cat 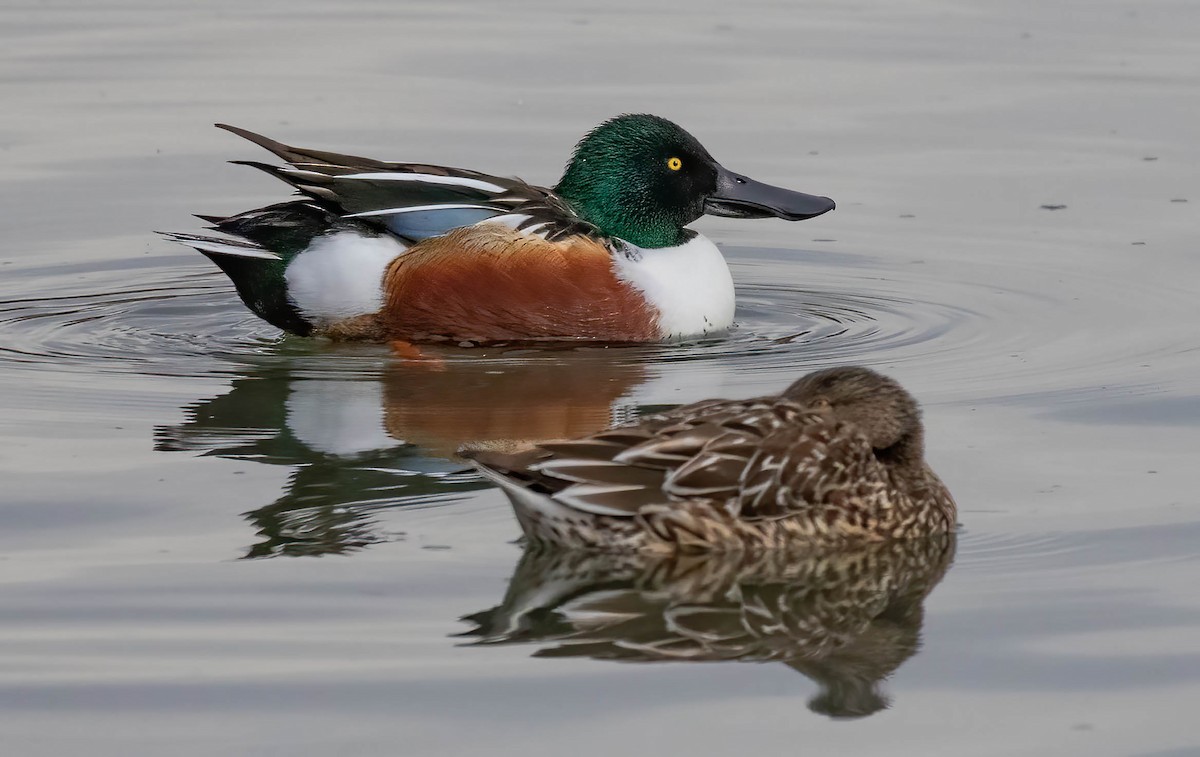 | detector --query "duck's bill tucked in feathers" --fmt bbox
[466,366,957,552]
